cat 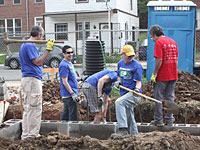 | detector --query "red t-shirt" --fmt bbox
[154,36,178,81]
